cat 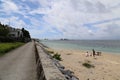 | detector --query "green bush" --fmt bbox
[82,62,95,68]
[53,53,62,61]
